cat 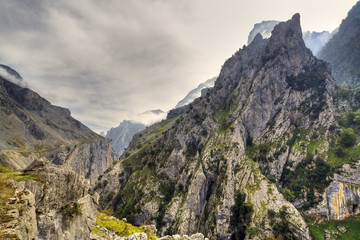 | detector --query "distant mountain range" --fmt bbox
[104,109,165,154]
[106,120,146,155]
